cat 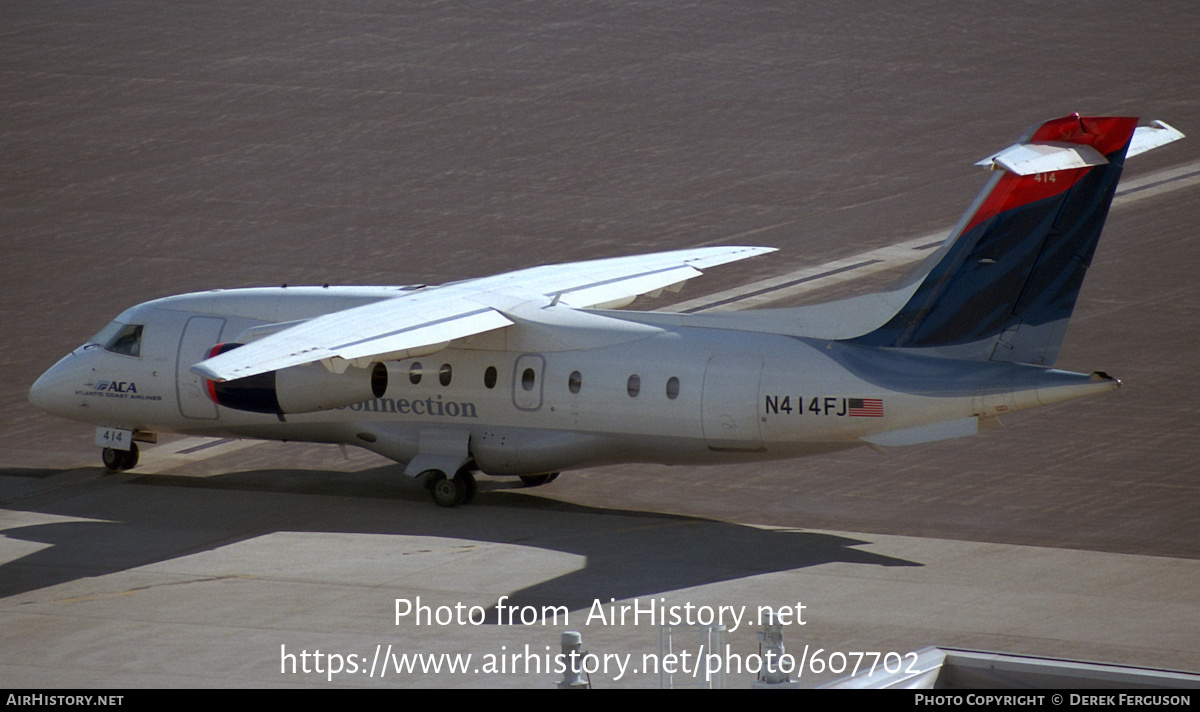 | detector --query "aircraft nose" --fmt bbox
[29,353,82,416]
